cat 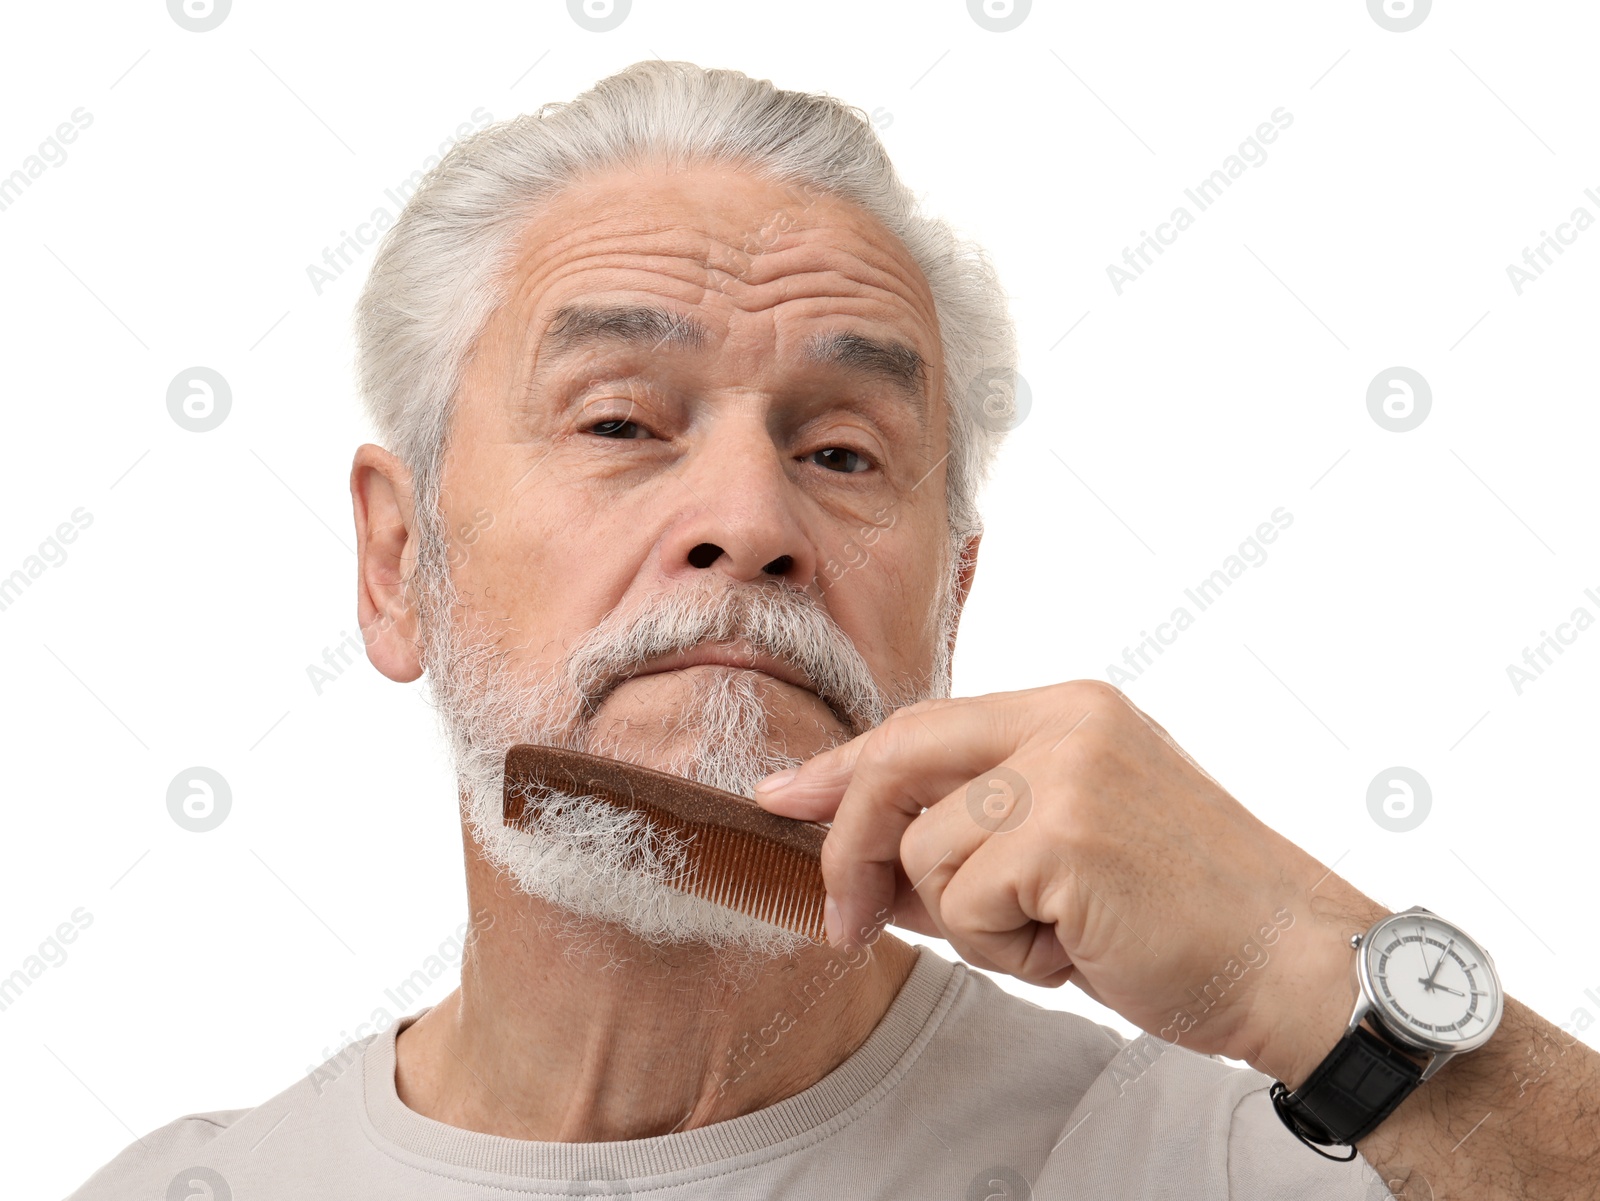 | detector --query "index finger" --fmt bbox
[799,700,1022,946]
[753,697,987,821]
